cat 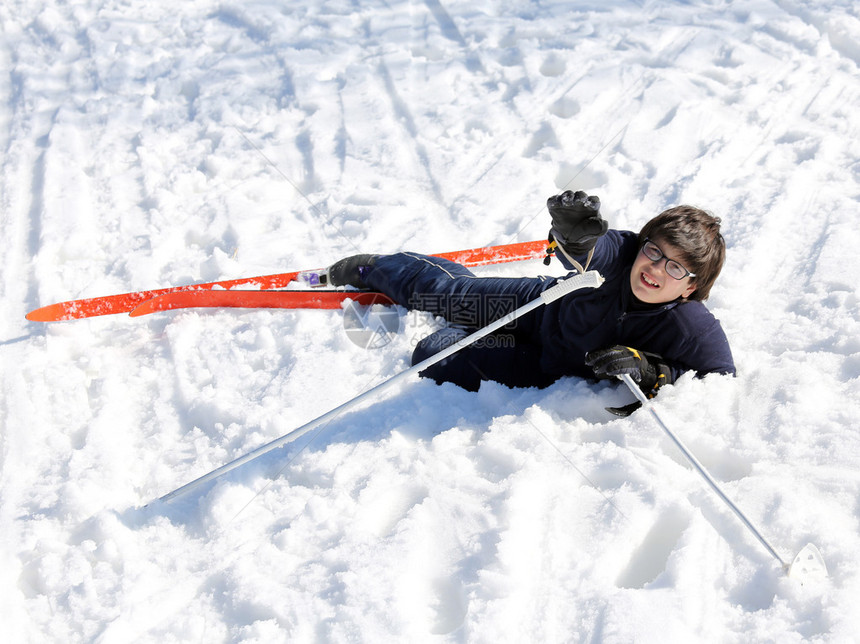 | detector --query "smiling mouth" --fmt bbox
[641,273,659,288]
